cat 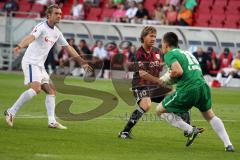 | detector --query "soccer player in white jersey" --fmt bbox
[4,4,92,129]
